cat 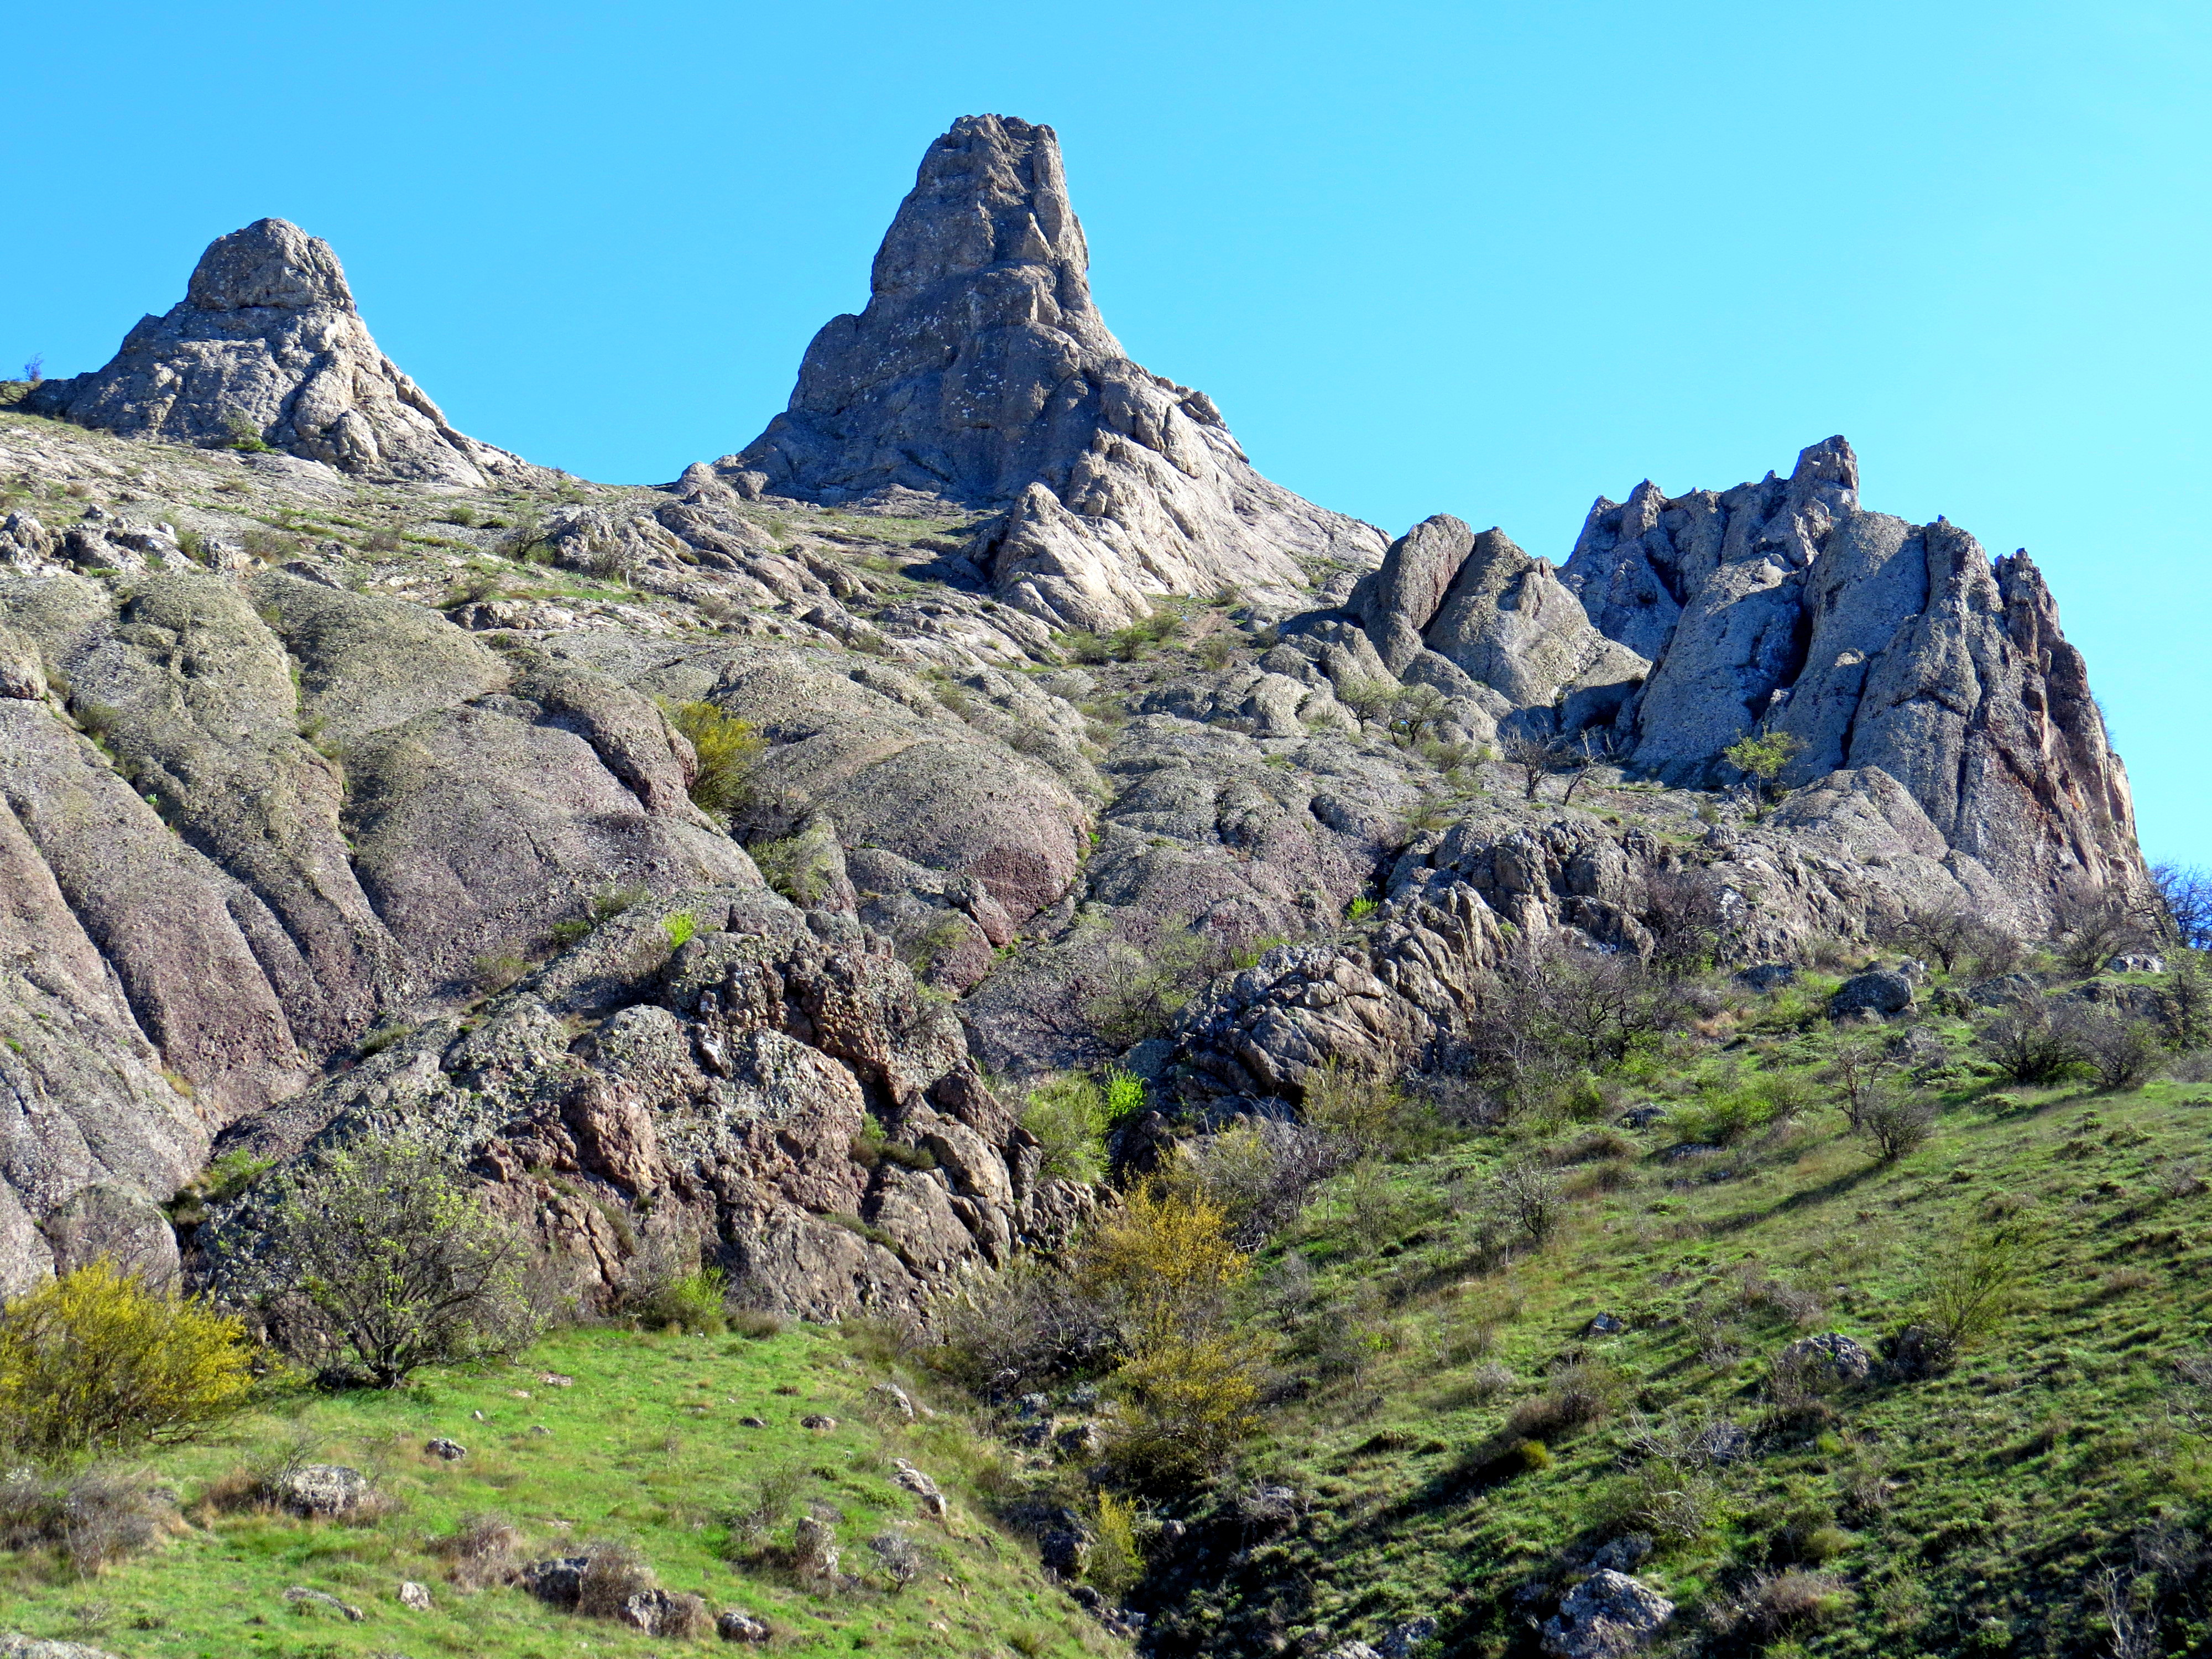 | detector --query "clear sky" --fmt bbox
[5,2,2206,868]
